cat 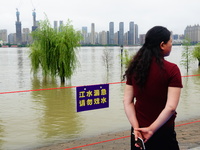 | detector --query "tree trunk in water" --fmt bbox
[198,59,200,67]
[60,76,65,84]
